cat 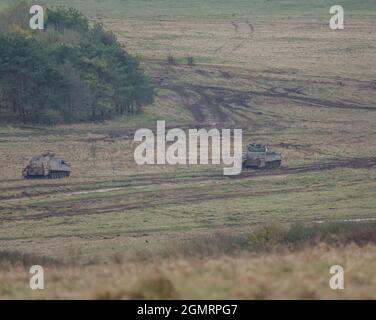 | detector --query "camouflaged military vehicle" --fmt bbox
[22,153,71,179]
[242,143,282,169]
